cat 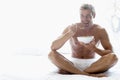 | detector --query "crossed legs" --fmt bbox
[48,50,87,75]
[84,53,118,73]
[48,50,118,77]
